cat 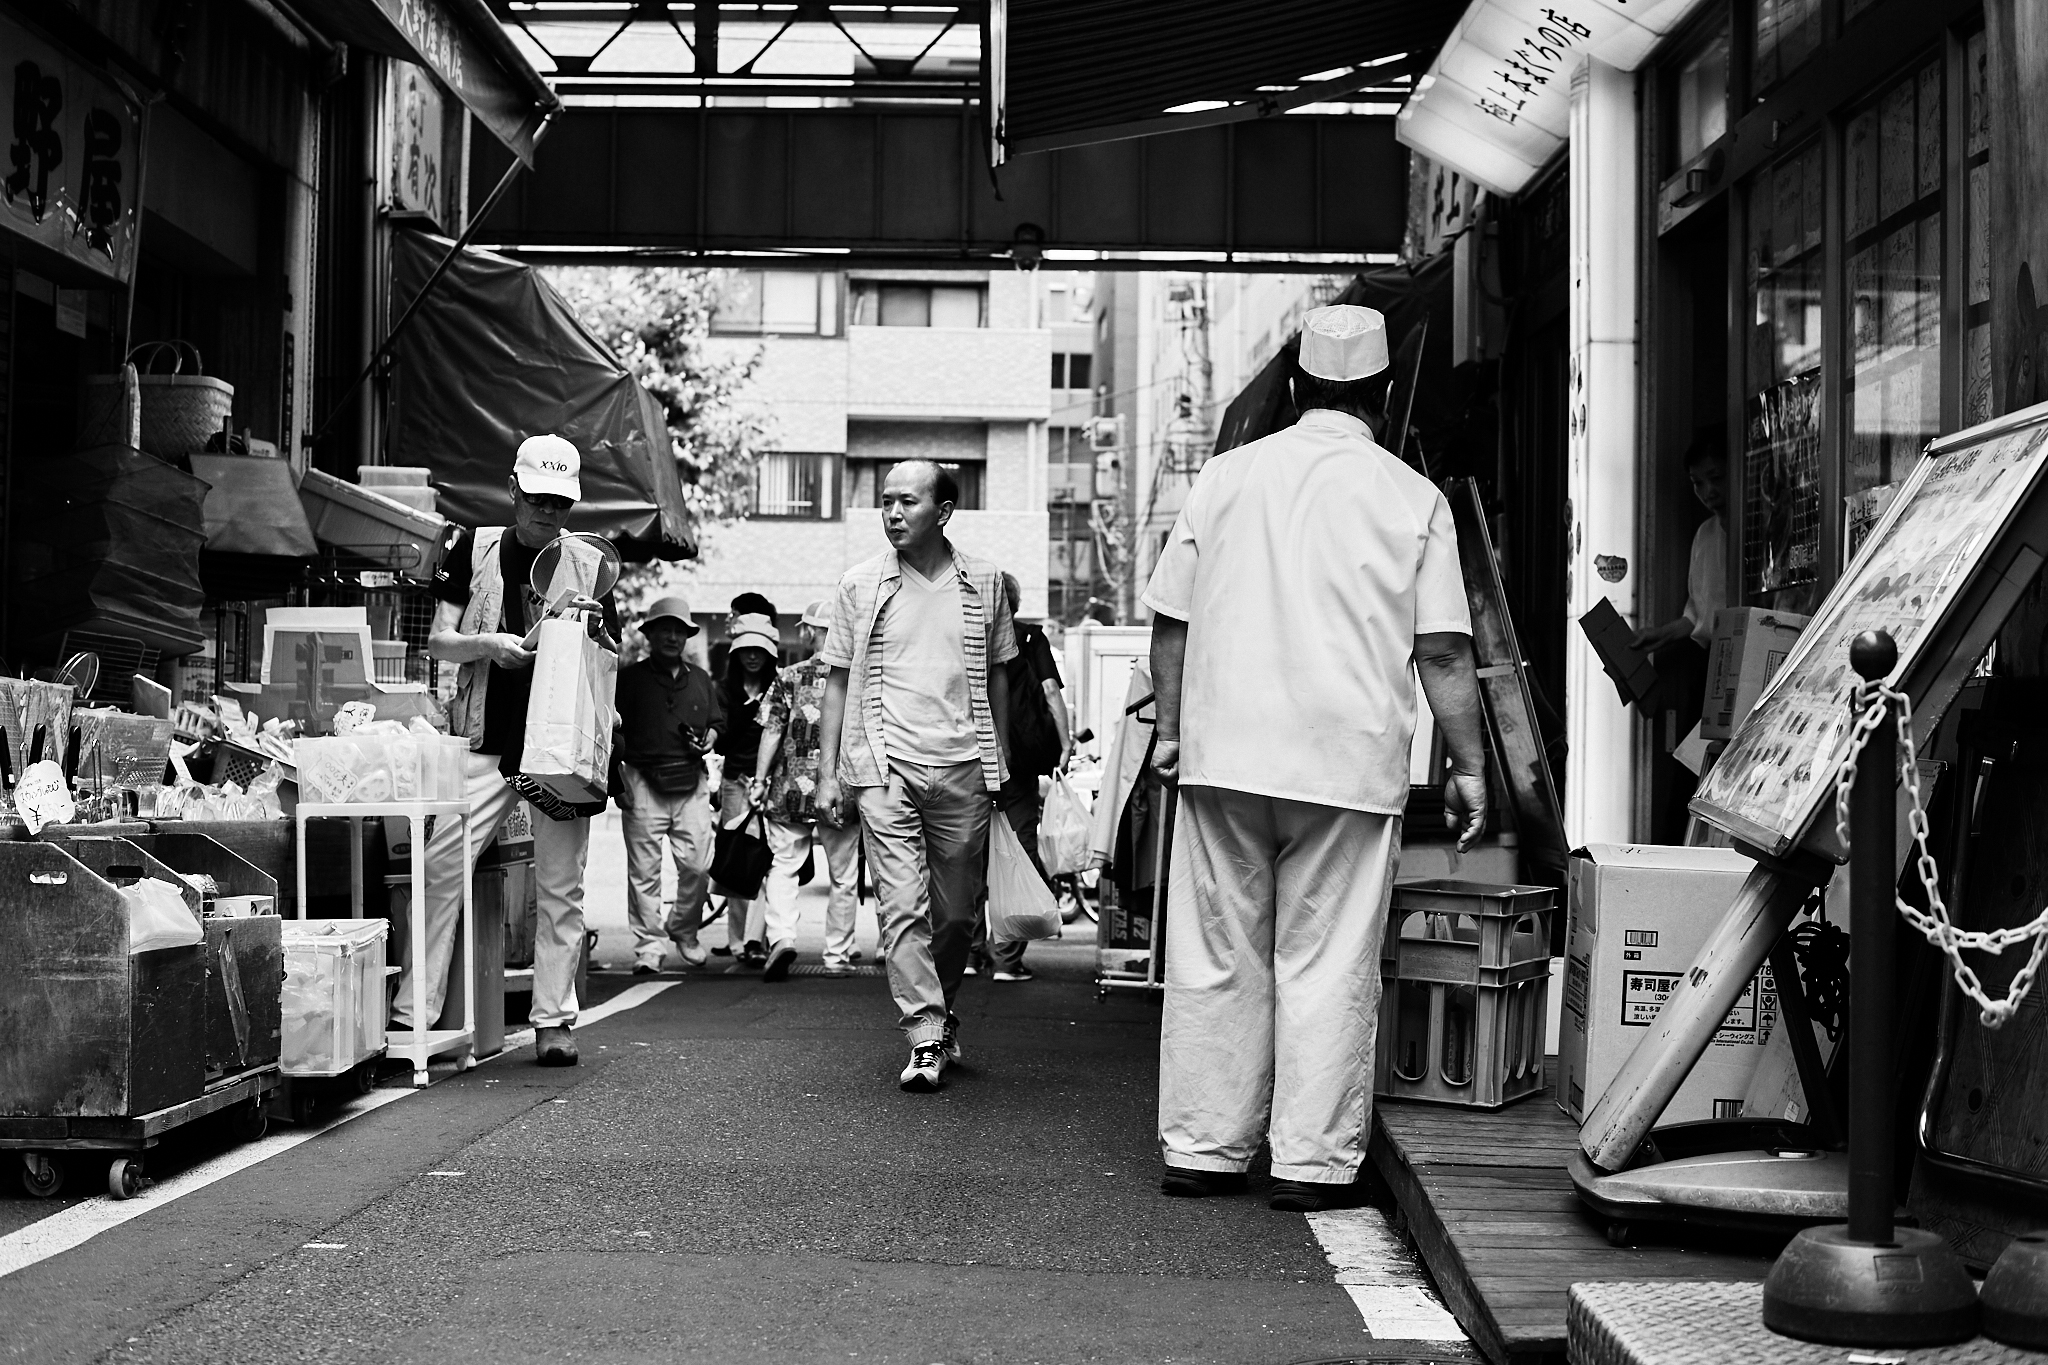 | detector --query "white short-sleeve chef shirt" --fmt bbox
[1142,408,1472,814]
